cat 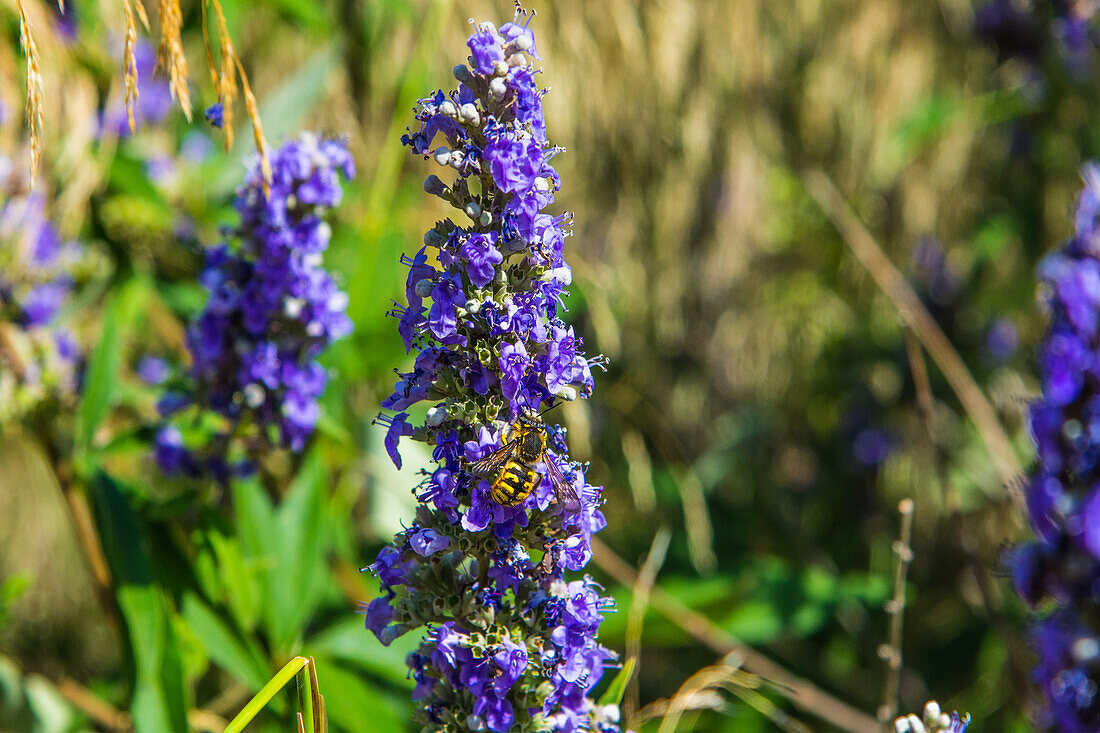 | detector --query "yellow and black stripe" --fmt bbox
[491,463,540,506]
